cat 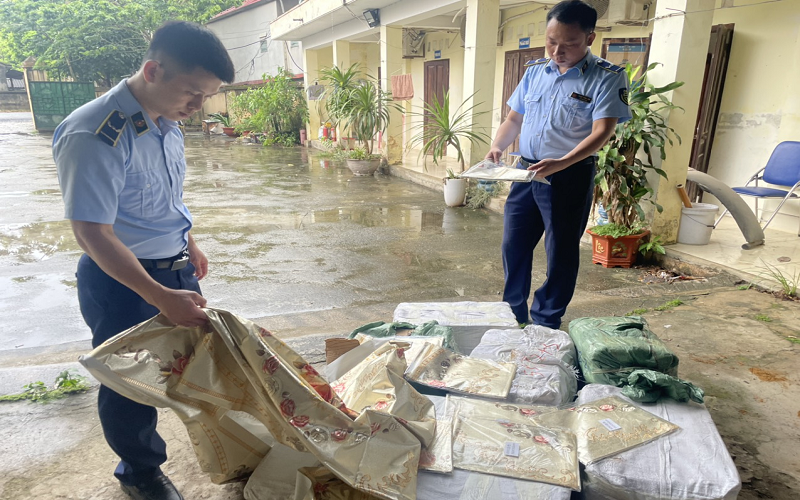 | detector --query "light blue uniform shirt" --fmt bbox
[507,50,631,161]
[53,80,192,259]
